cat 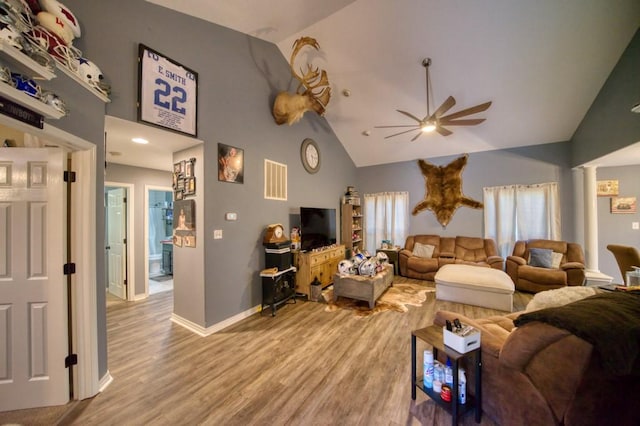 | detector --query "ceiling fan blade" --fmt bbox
[436,126,453,136]
[410,131,423,142]
[374,125,421,128]
[439,101,492,121]
[425,96,456,121]
[438,118,486,126]
[384,128,422,139]
[396,109,423,123]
